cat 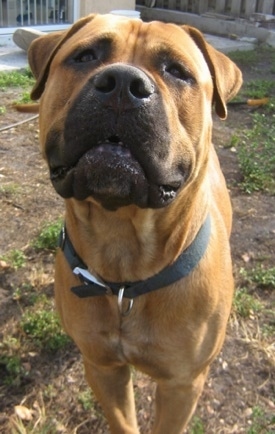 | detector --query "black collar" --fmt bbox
[58,214,211,299]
